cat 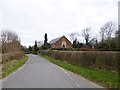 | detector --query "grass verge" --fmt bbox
[0,55,28,79]
[40,54,118,89]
